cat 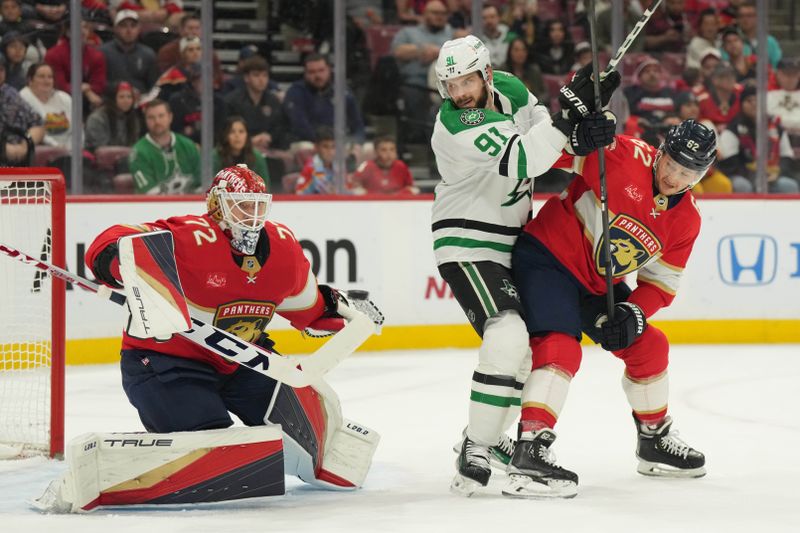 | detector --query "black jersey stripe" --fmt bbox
[498,134,520,177]
[432,218,522,236]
